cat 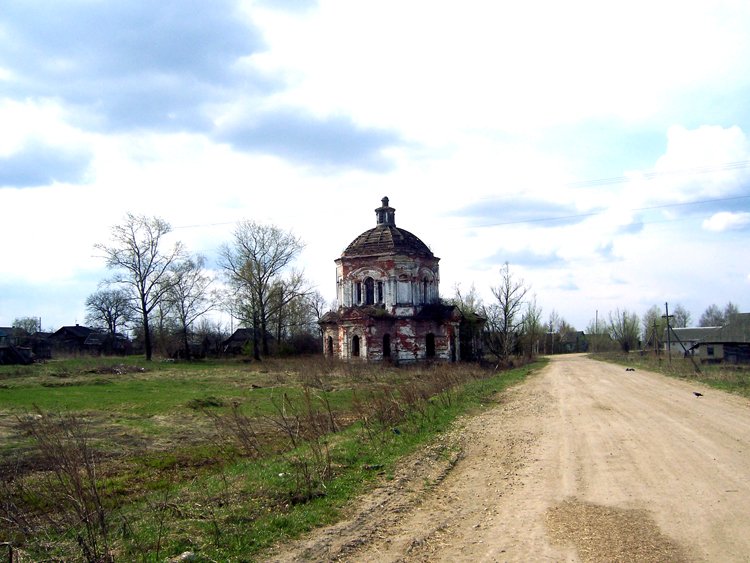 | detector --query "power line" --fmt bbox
[472,194,750,228]
[170,160,750,231]
[566,160,750,188]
